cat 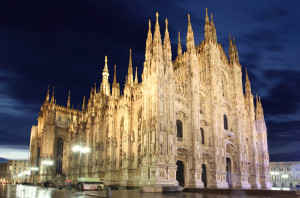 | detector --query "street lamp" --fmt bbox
[31,167,39,186]
[42,160,53,182]
[72,143,90,178]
